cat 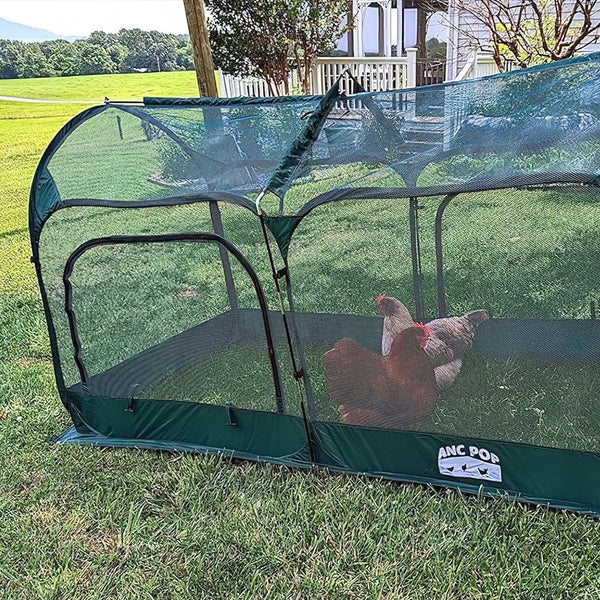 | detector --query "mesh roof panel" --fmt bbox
[30,53,600,242]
